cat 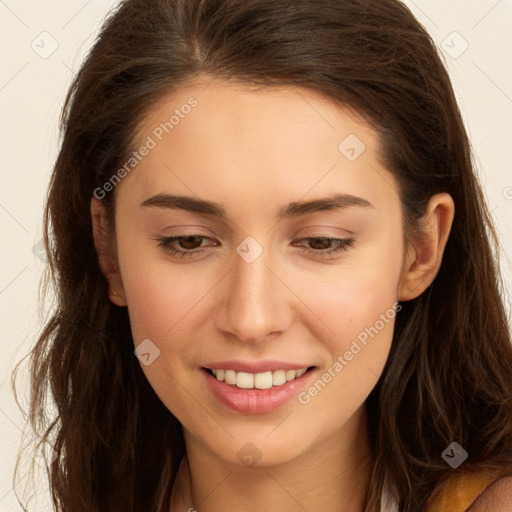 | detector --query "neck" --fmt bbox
[170,406,373,512]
